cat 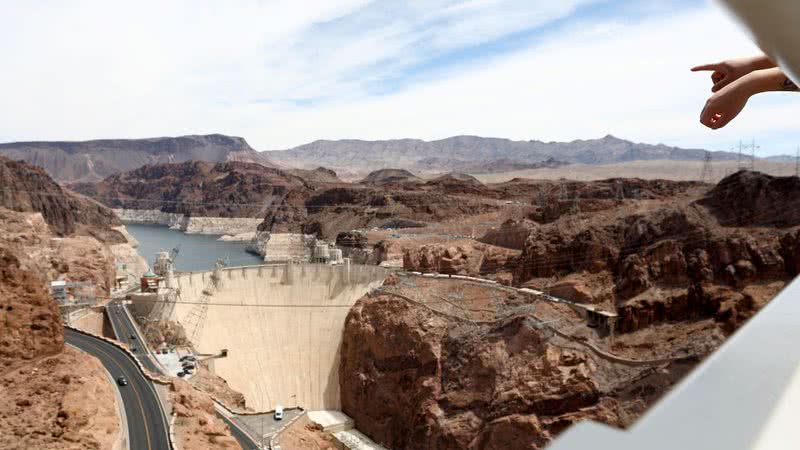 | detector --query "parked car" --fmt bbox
[274,405,284,420]
[130,347,137,353]
[116,376,128,386]
[177,371,186,377]
[130,334,136,340]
